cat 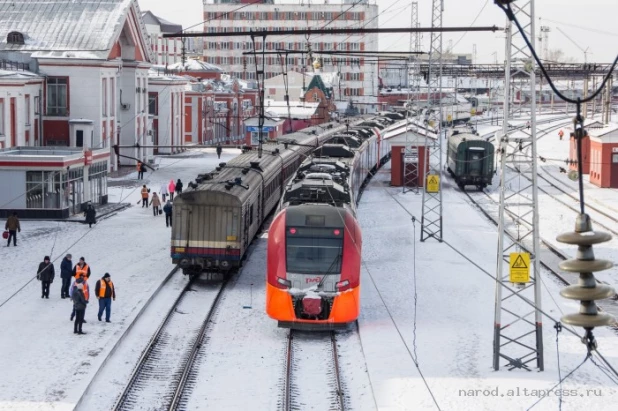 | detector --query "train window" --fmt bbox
[249,204,254,225]
[286,234,343,274]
